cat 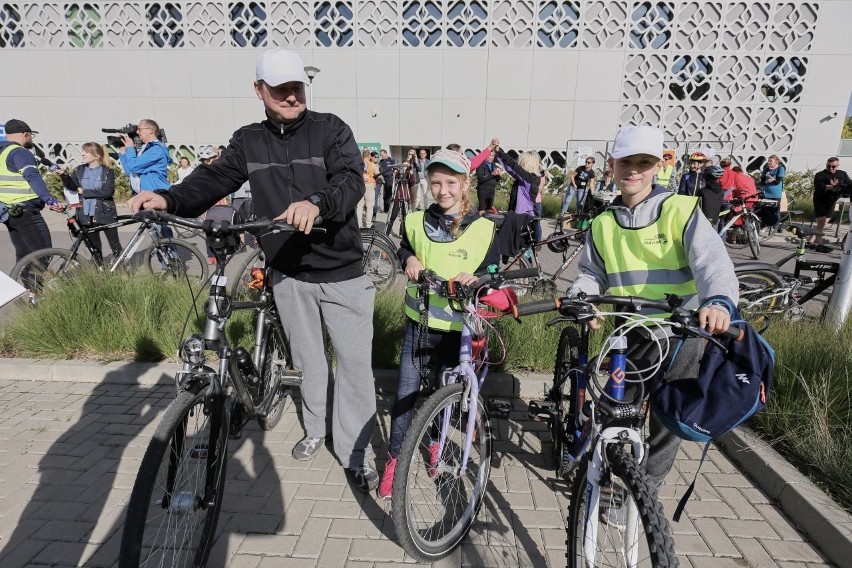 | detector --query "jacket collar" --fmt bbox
[264,109,308,137]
